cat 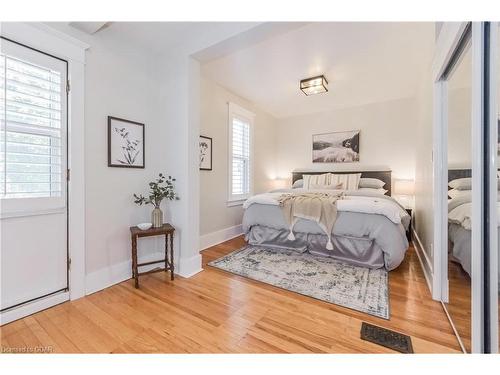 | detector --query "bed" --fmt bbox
[242,170,410,271]
[447,169,473,276]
